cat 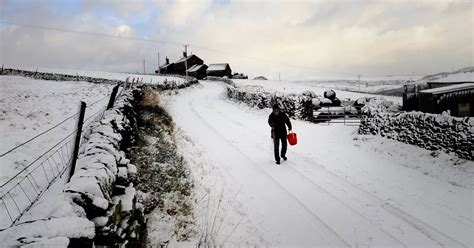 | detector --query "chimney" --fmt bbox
[165,57,169,65]
[183,51,187,58]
